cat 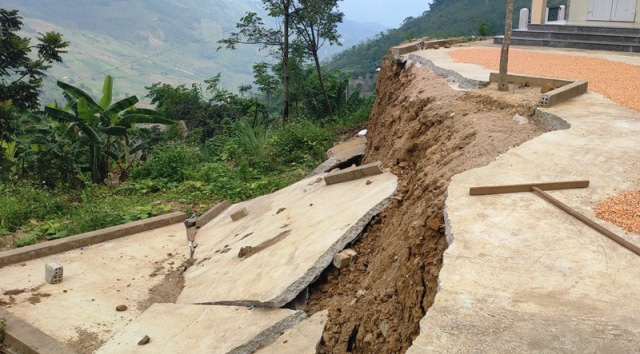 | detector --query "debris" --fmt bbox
[138,335,150,345]
[512,114,529,125]
[380,321,389,338]
[444,43,451,48]
[366,180,373,185]
[356,289,366,298]
[356,129,368,137]
[308,177,323,186]
[333,249,357,269]
[184,217,196,228]
[45,262,63,284]
[230,207,249,222]
[541,83,555,93]
[324,162,384,185]
[116,305,128,312]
